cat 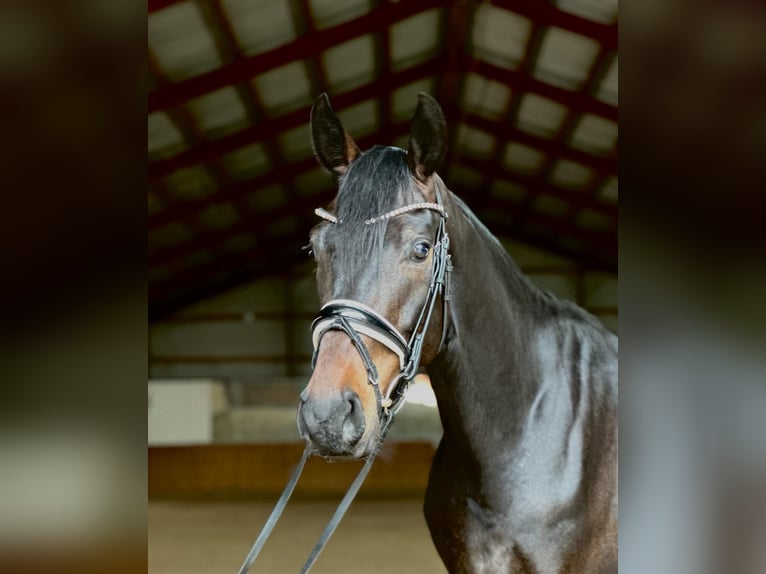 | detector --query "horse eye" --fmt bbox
[302,243,315,260]
[412,241,430,260]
